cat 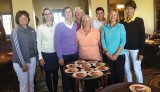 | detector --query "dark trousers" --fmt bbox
[44,69,58,92]
[84,78,99,92]
[42,52,59,92]
[60,52,78,92]
[103,55,125,85]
